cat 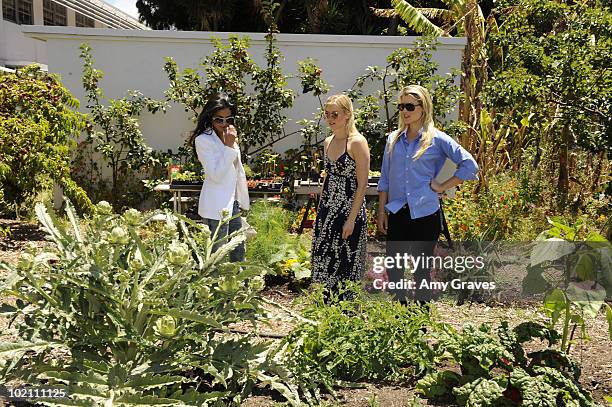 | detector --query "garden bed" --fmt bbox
[0,218,610,406]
